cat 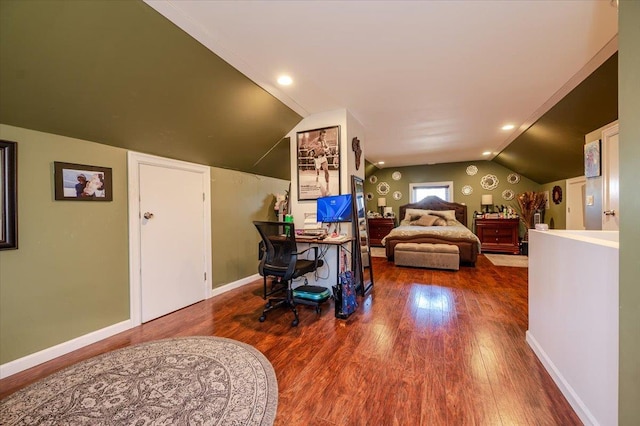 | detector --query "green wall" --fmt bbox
[365,161,540,235]
[539,179,566,230]
[0,124,287,364]
[619,1,640,423]
[210,168,288,286]
[0,125,130,363]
